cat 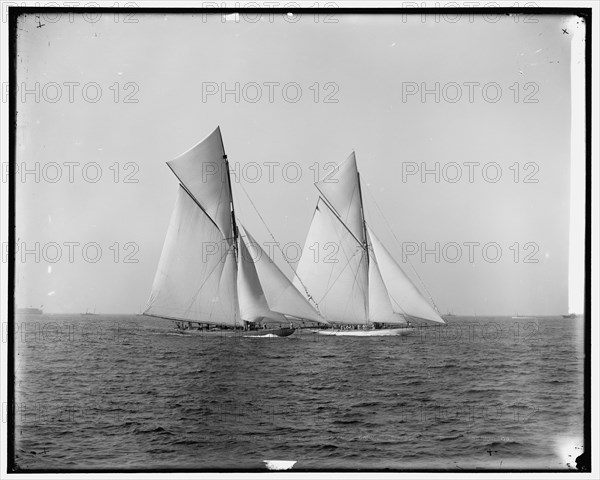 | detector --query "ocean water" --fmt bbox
[11,314,585,472]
